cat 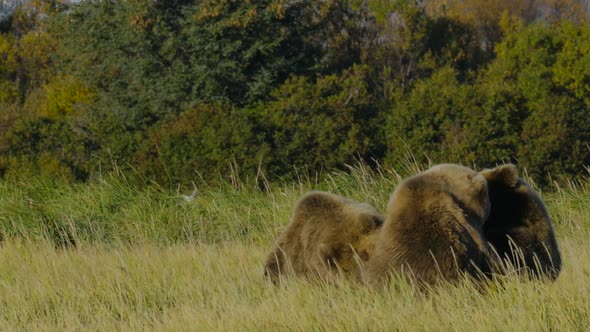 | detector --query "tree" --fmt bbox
[384,66,478,169]
[471,22,590,183]
[258,65,381,177]
[178,0,373,105]
[0,0,27,31]
[424,0,589,52]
